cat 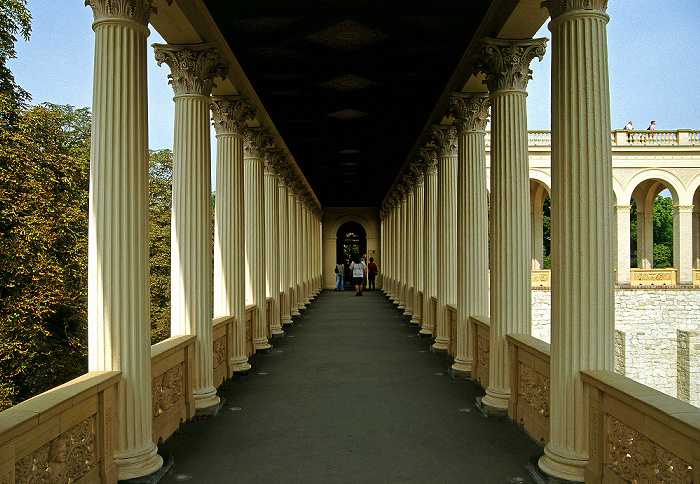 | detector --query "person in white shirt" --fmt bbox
[349,254,367,296]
